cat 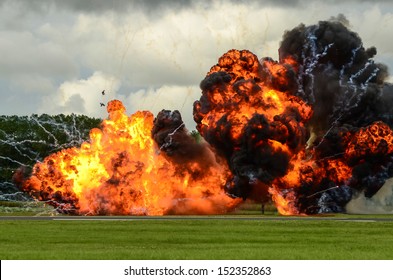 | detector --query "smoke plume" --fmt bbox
[194,15,393,214]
